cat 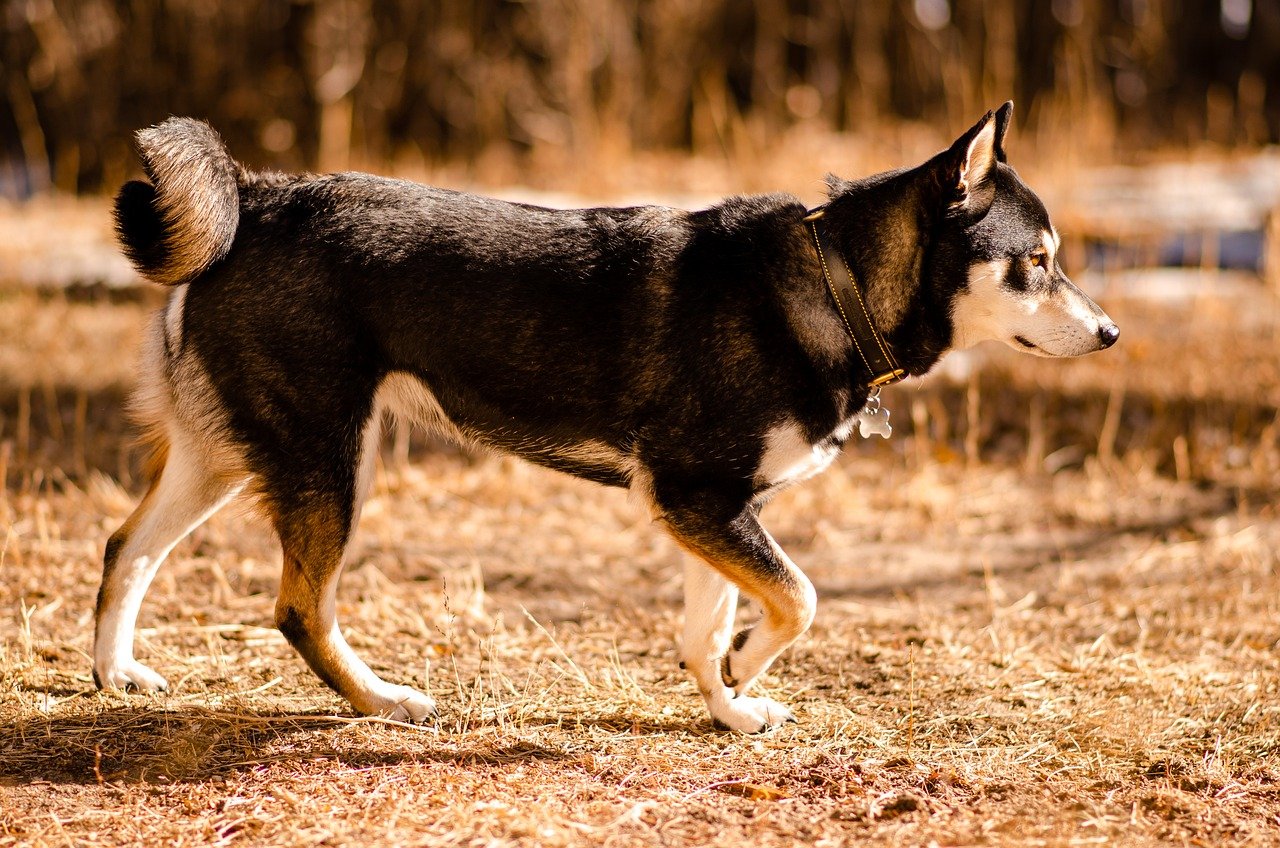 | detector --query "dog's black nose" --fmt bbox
[1098,323,1119,348]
